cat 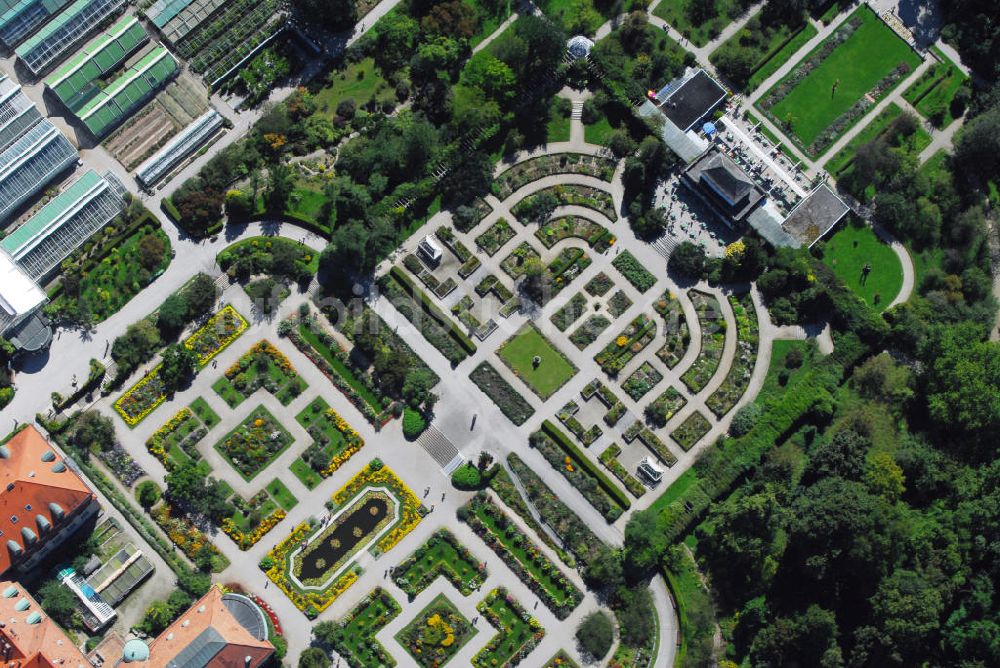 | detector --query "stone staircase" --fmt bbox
[417,425,465,473]
[651,234,679,261]
[571,100,584,120]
